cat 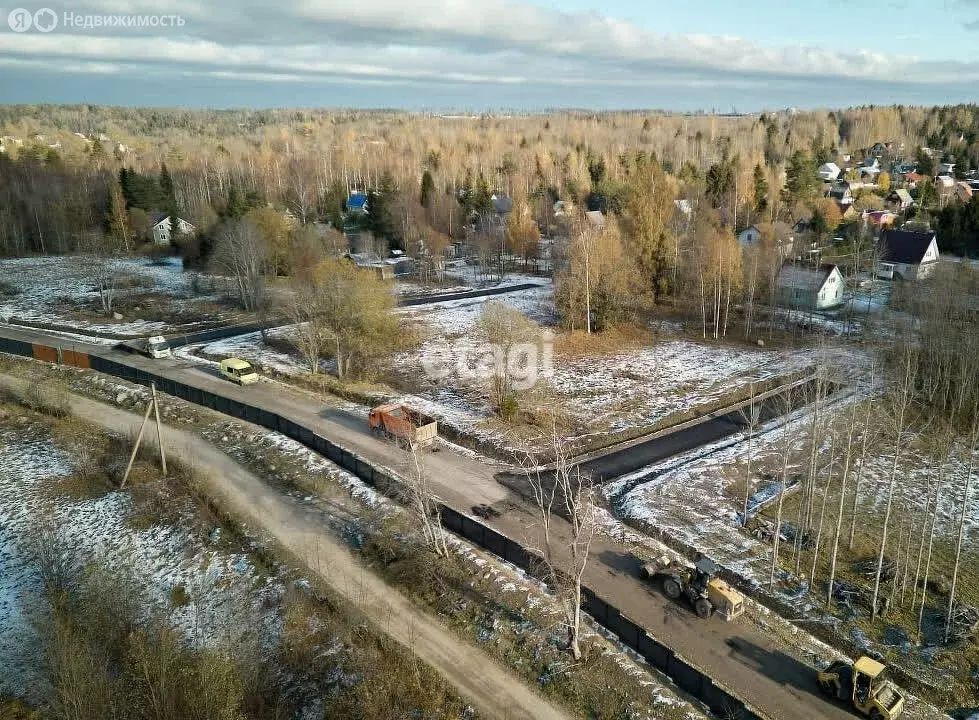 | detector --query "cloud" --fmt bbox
[1,0,977,100]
